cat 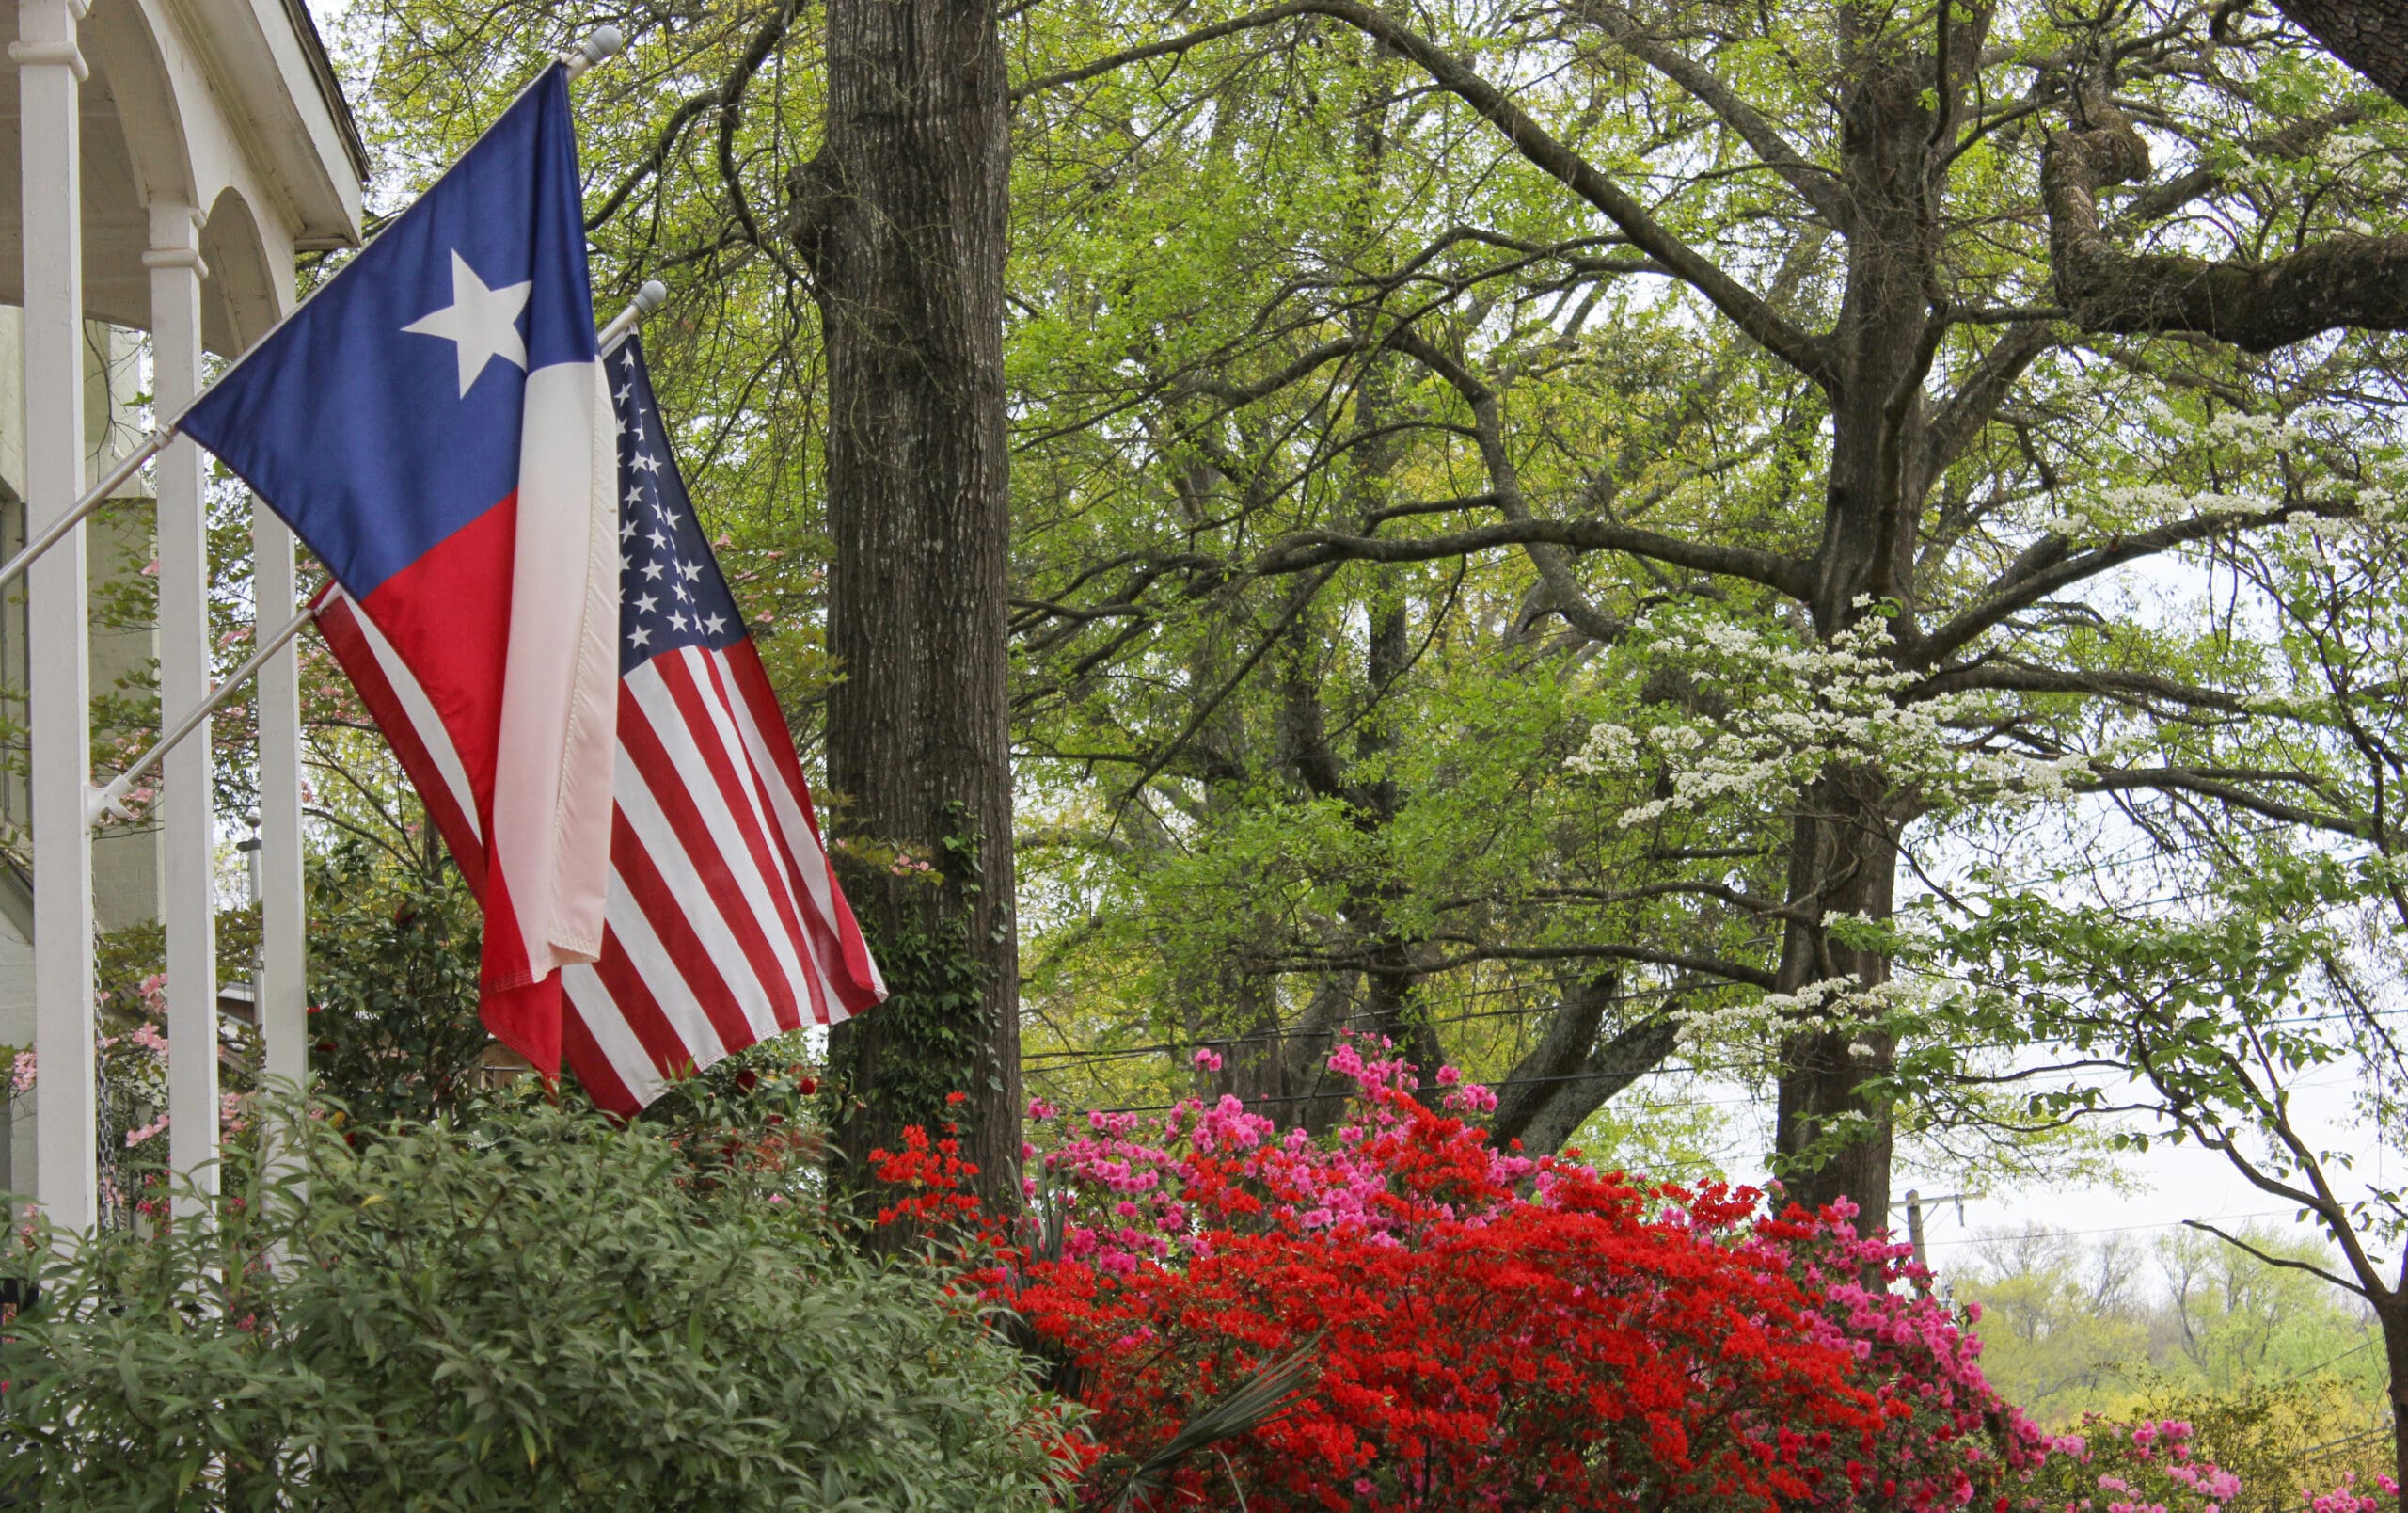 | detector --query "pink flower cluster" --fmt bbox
[1029,1038,1541,1276]
[2304,1473,2401,1513]
[2012,1417,2271,1513]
